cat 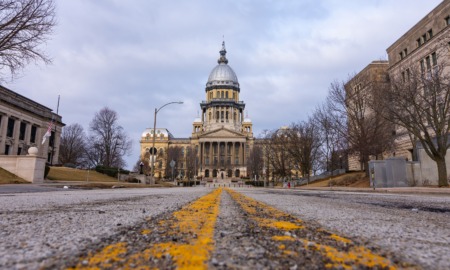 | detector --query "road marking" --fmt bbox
[69,188,222,269]
[227,188,398,270]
